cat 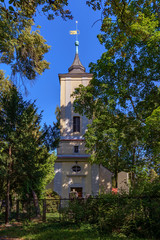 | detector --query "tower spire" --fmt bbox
[69,21,85,73]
